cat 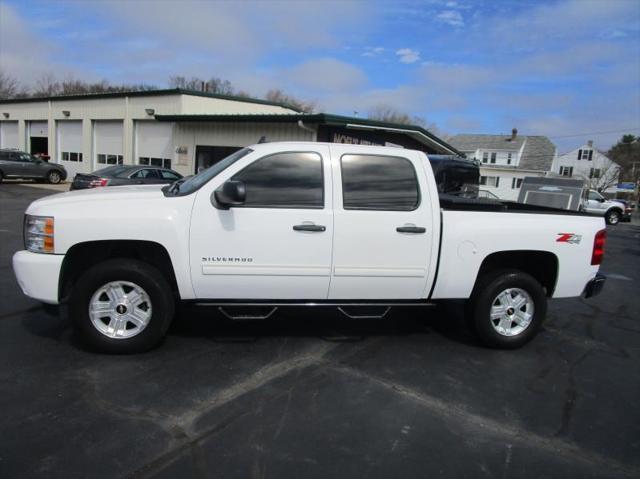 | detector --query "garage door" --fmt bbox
[135,121,173,169]
[57,121,86,177]
[0,121,19,149]
[28,121,49,158]
[94,121,123,170]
